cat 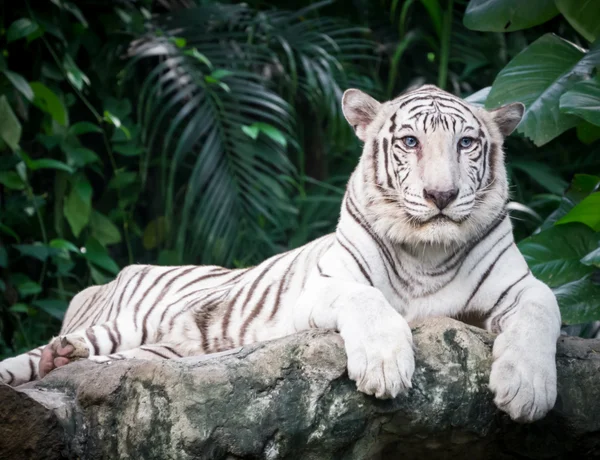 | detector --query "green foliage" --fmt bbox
[464,0,559,32]
[465,0,600,327]
[0,0,599,358]
[486,35,600,146]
